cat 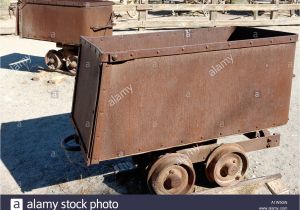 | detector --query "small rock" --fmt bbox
[31,77,39,81]
[47,80,55,84]
[52,75,67,84]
